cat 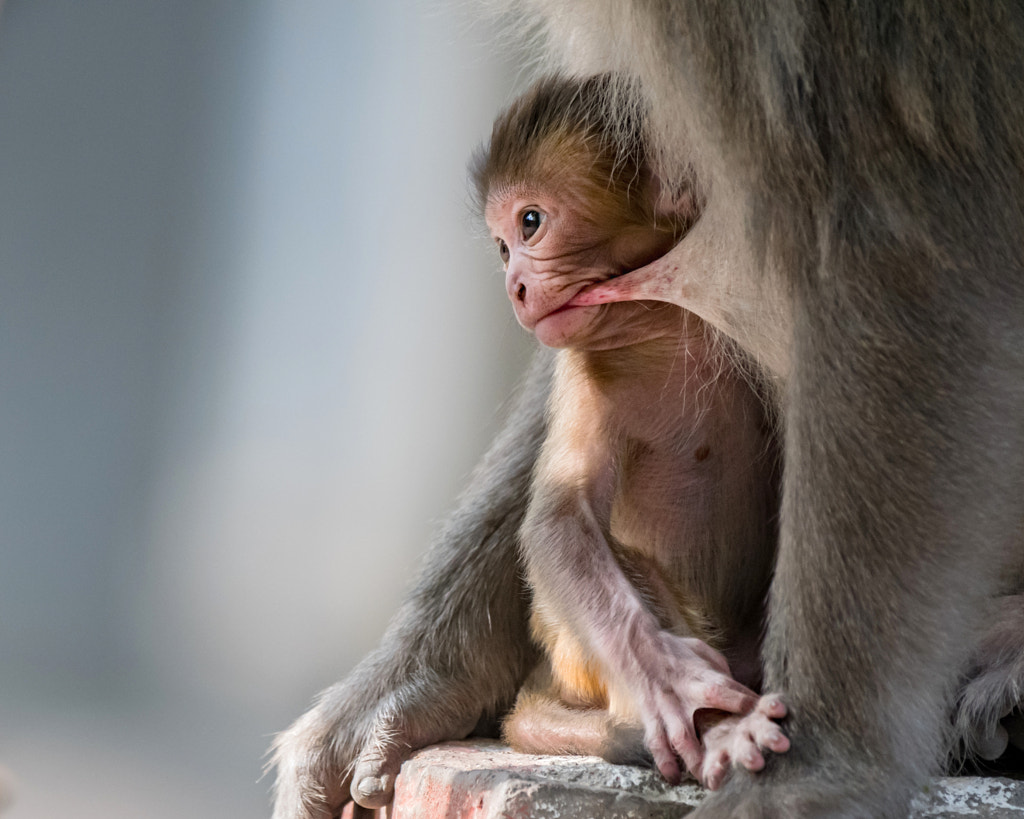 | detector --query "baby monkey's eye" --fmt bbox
[498,239,510,265]
[521,210,542,239]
